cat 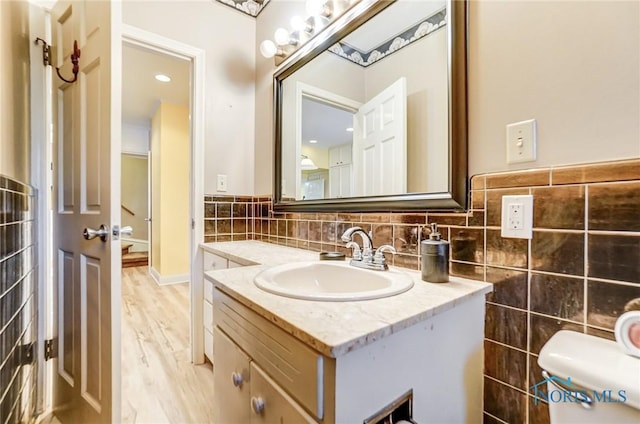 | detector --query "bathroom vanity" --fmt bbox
[200,241,492,423]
